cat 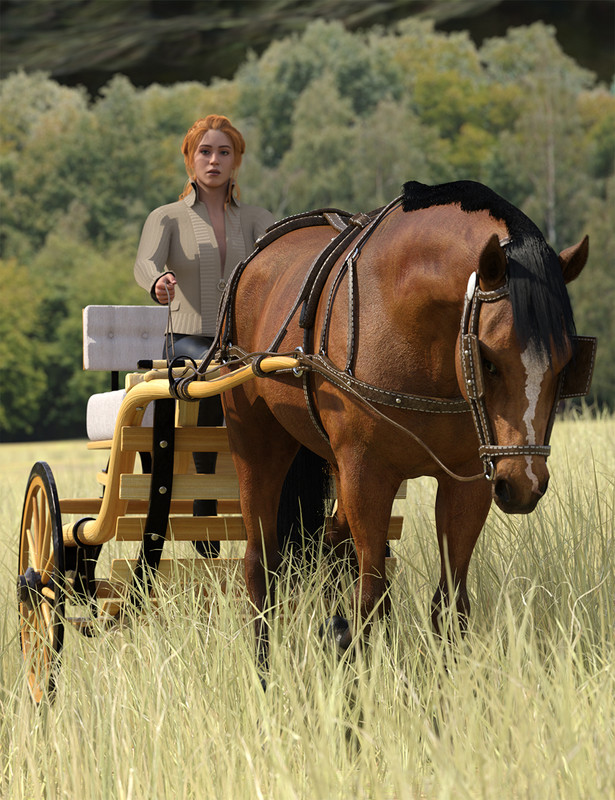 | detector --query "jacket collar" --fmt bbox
[183,180,240,209]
